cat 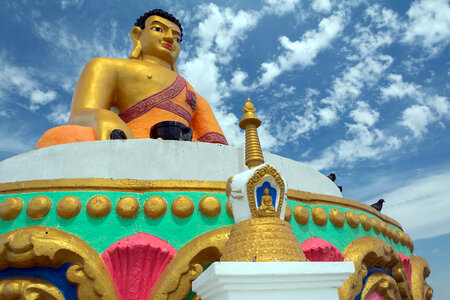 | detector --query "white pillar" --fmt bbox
[192,262,354,300]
